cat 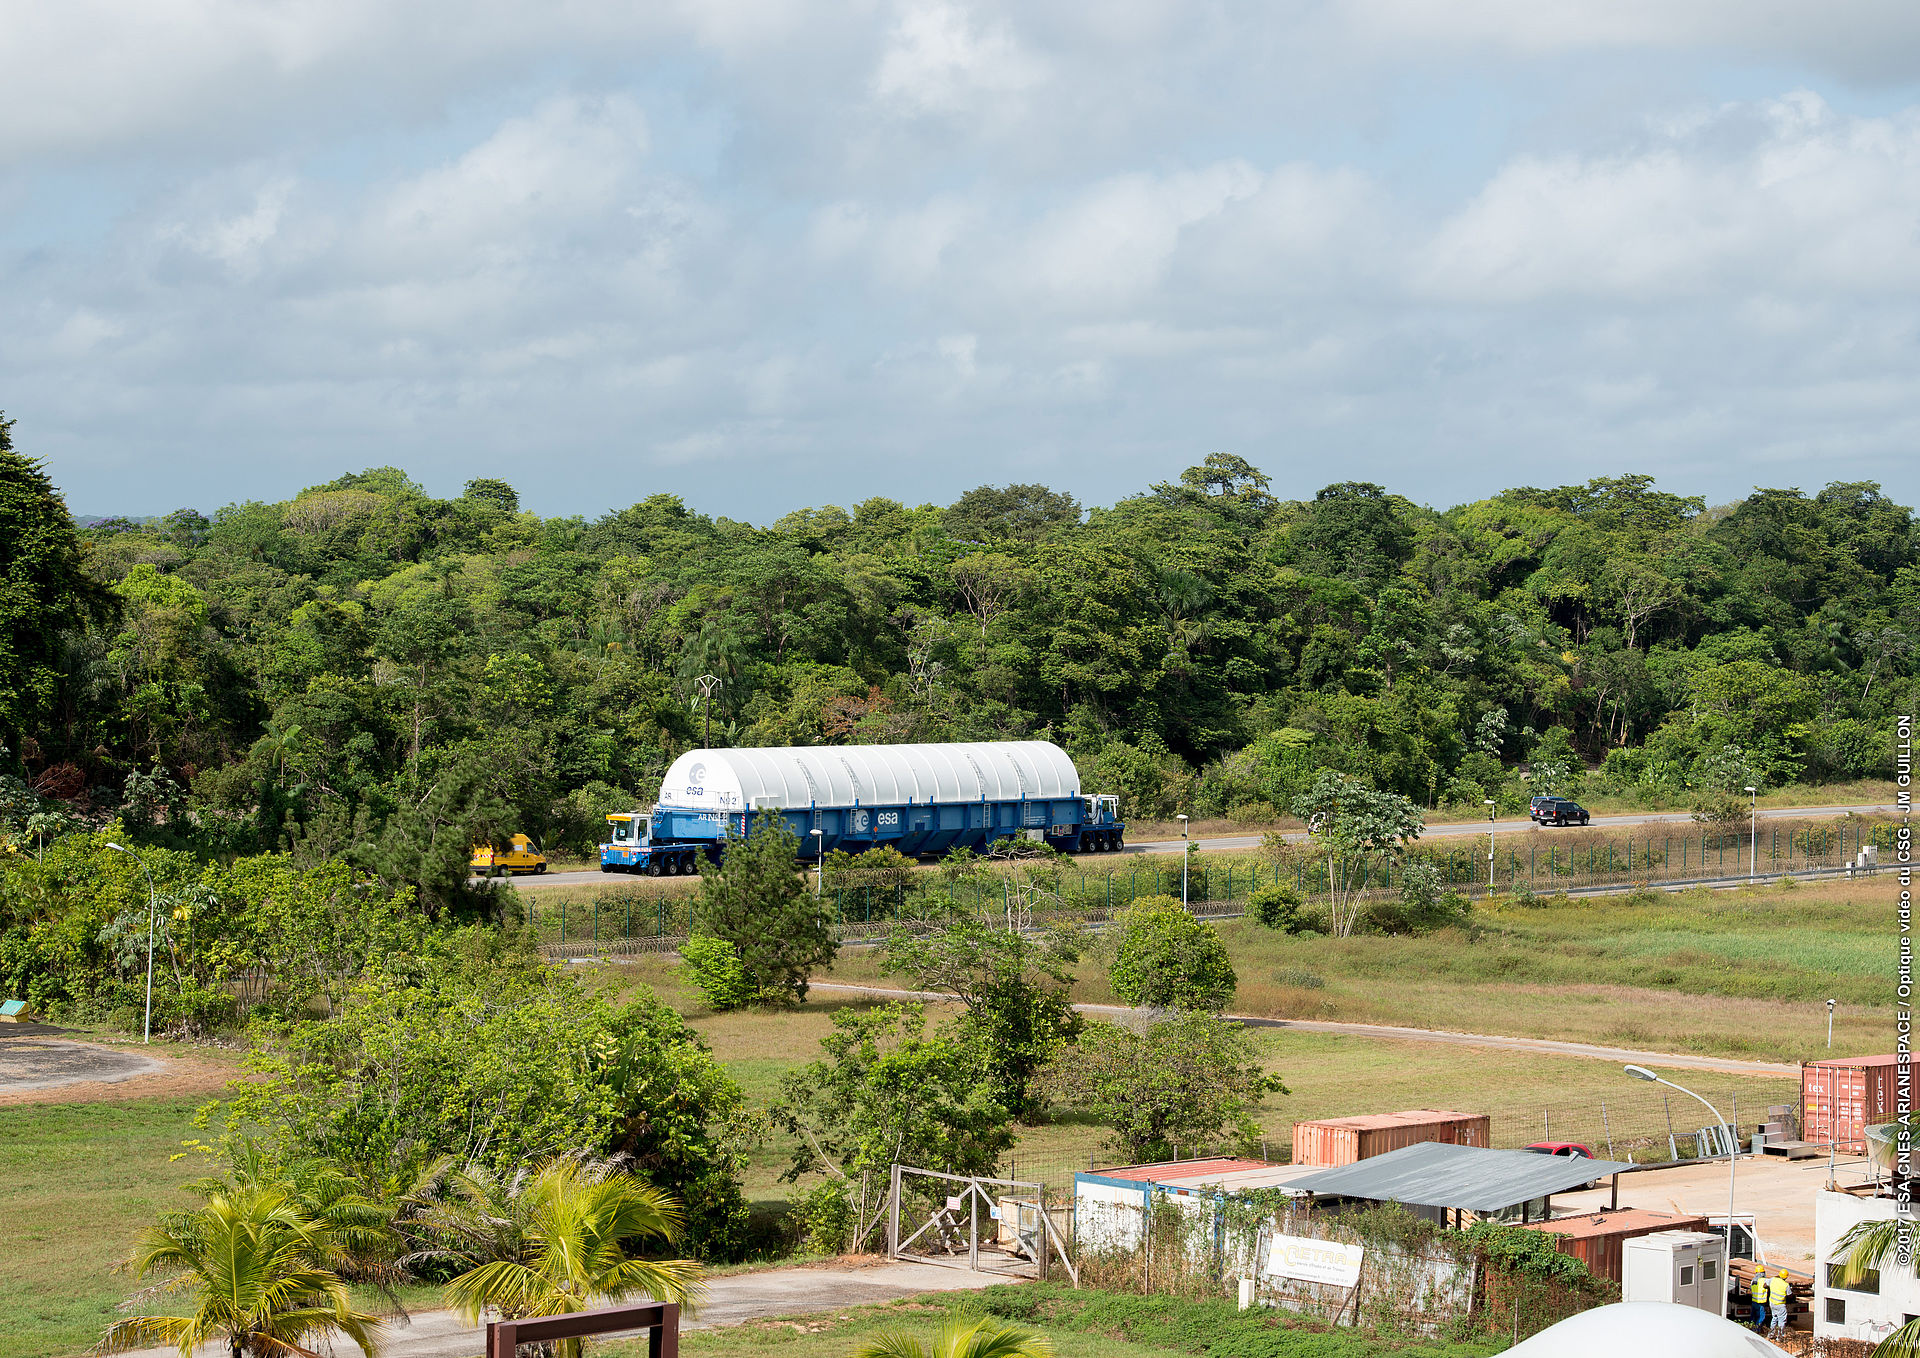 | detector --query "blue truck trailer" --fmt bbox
[598,739,1124,874]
